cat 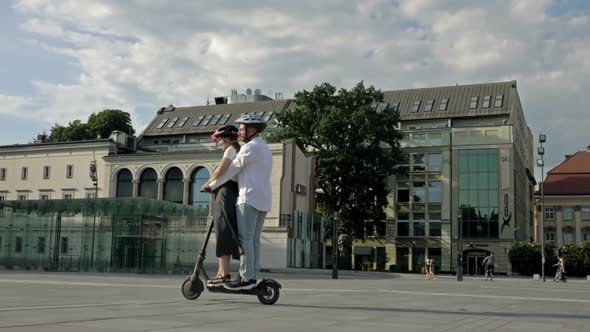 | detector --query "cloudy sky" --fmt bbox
[0,0,589,178]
